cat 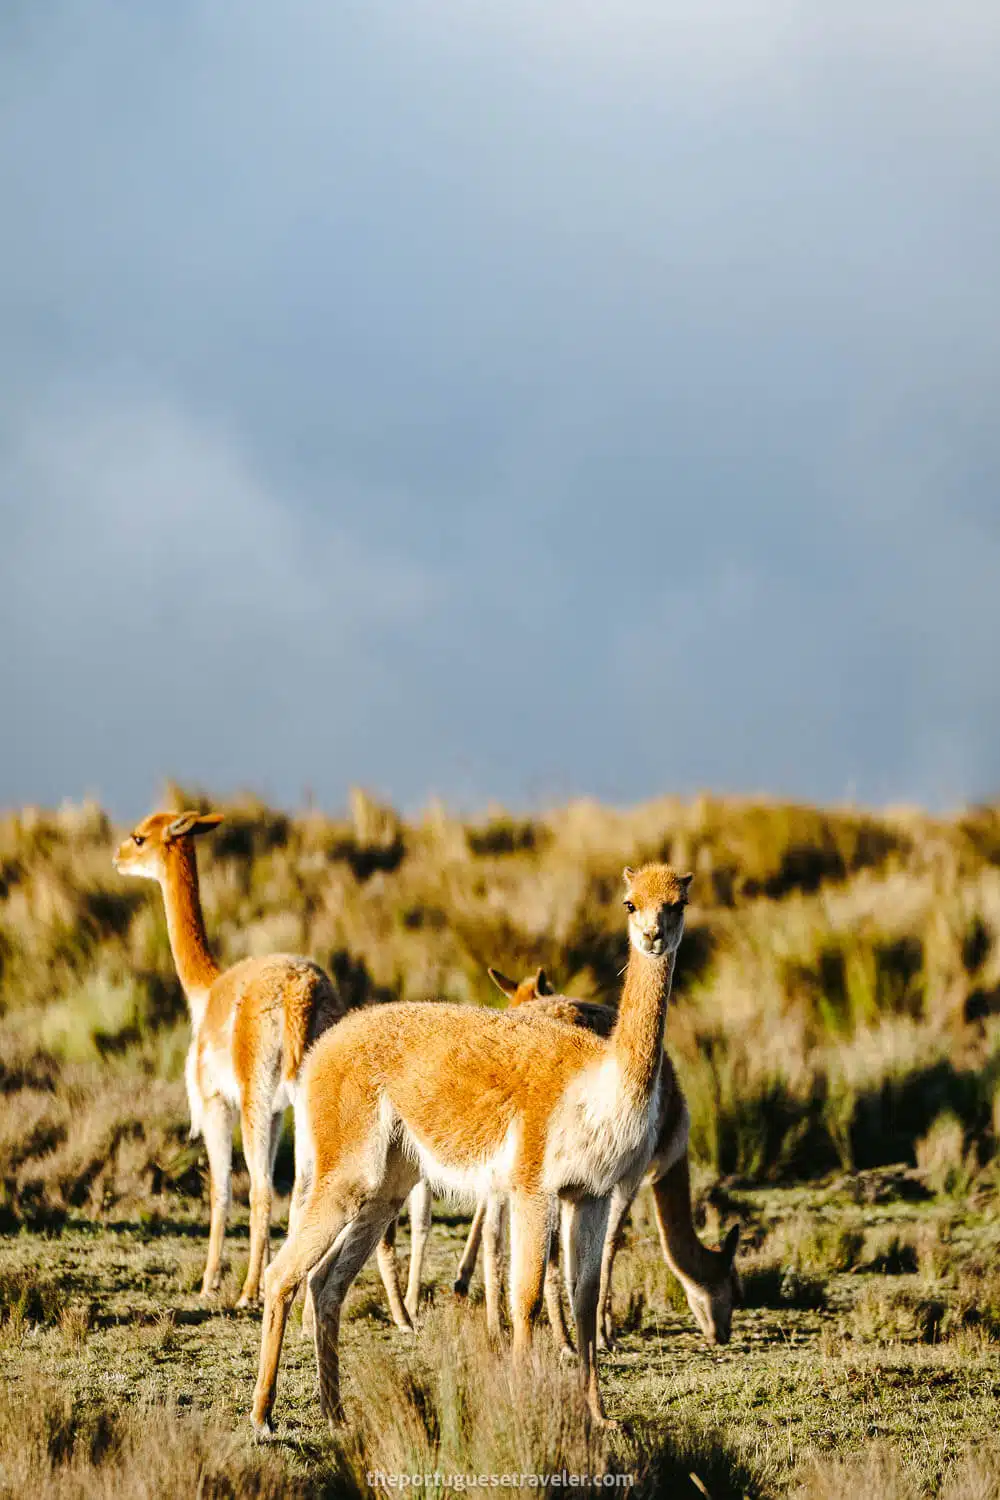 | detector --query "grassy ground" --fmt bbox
[3,791,1000,1494]
[2,1169,998,1497]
